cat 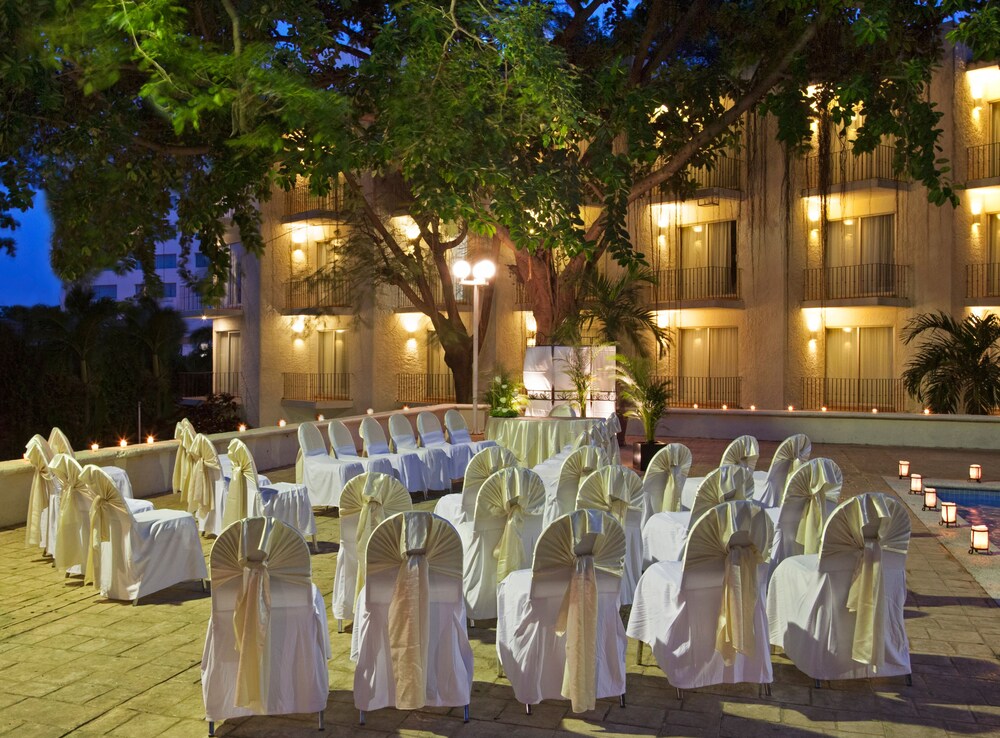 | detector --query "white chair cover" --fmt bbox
[80,465,206,602]
[360,416,435,494]
[48,427,73,457]
[768,493,911,680]
[575,464,644,605]
[628,500,774,689]
[226,439,316,538]
[24,435,56,549]
[720,435,759,471]
[642,443,692,521]
[543,446,609,529]
[443,409,497,452]
[497,509,627,713]
[325,420,395,477]
[202,517,330,721]
[295,422,366,507]
[177,423,197,507]
[387,414,451,489]
[549,403,578,418]
[772,458,842,572]
[352,512,473,713]
[416,411,476,479]
[753,434,811,508]
[641,464,752,565]
[332,472,413,621]
[50,454,153,574]
[463,467,545,619]
[432,445,519,529]
[188,433,226,536]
